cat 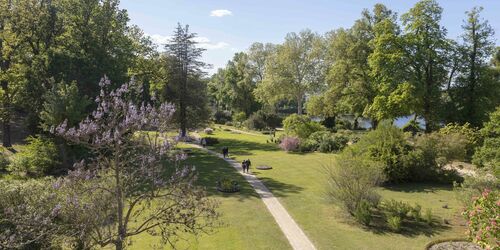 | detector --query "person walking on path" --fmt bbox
[201,138,207,148]
[222,146,229,158]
